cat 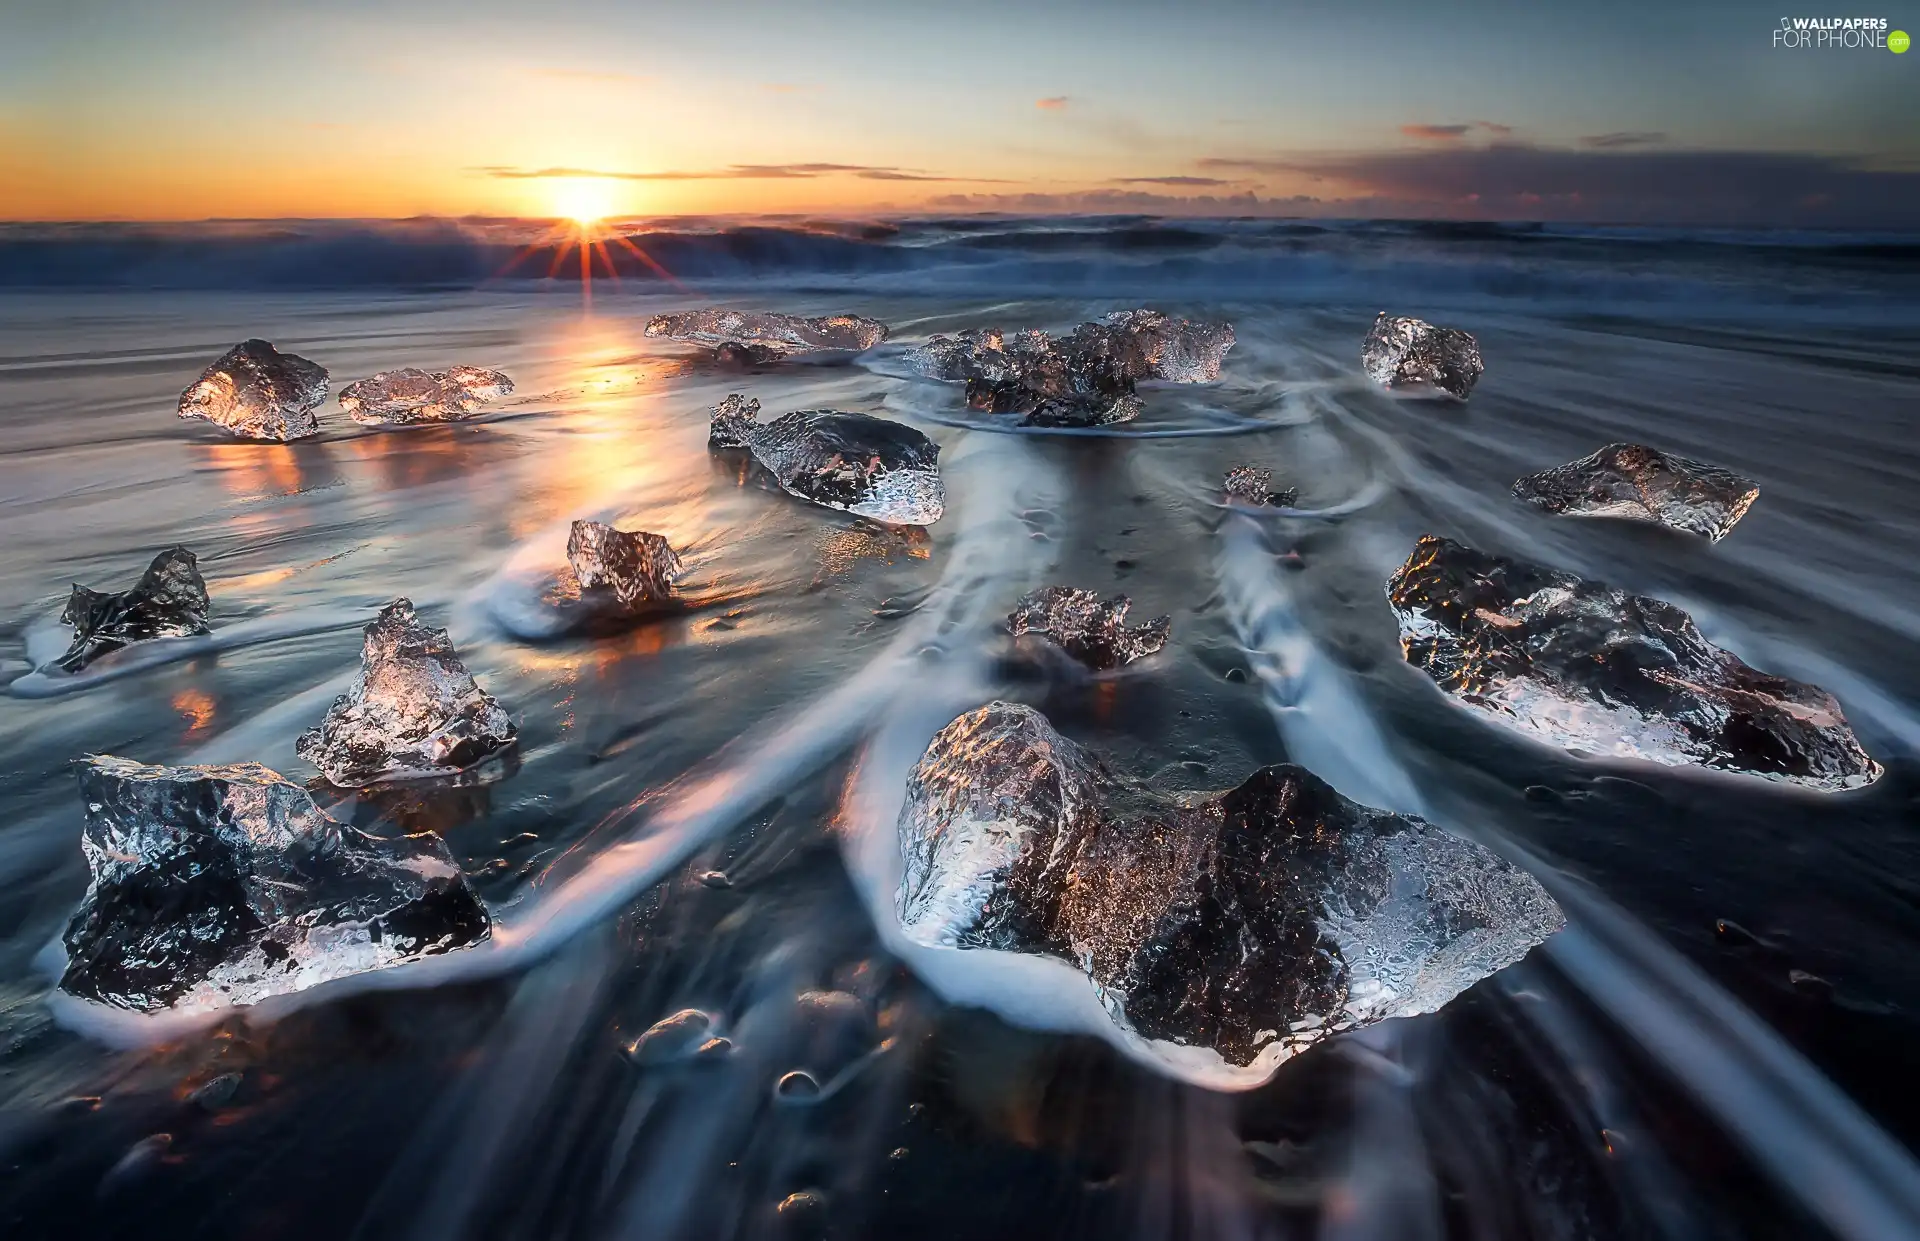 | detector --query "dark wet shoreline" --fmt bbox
[1,282,1918,1238]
